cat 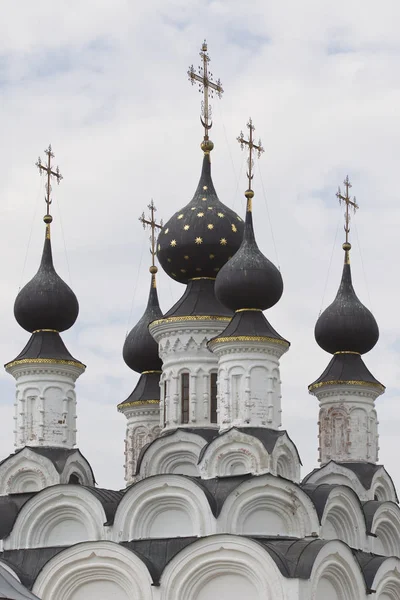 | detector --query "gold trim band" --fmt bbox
[210,335,289,347]
[5,358,86,370]
[117,399,159,409]
[141,370,162,375]
[151,315,231,327]
[334,351,361,355]
[32,329,59,334]
[235,309,262,313]
[308,379,385,392]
